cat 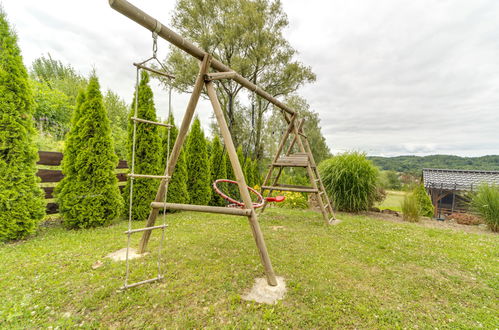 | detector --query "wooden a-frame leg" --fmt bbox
[138,55,211,254]
[206,80,278,286]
